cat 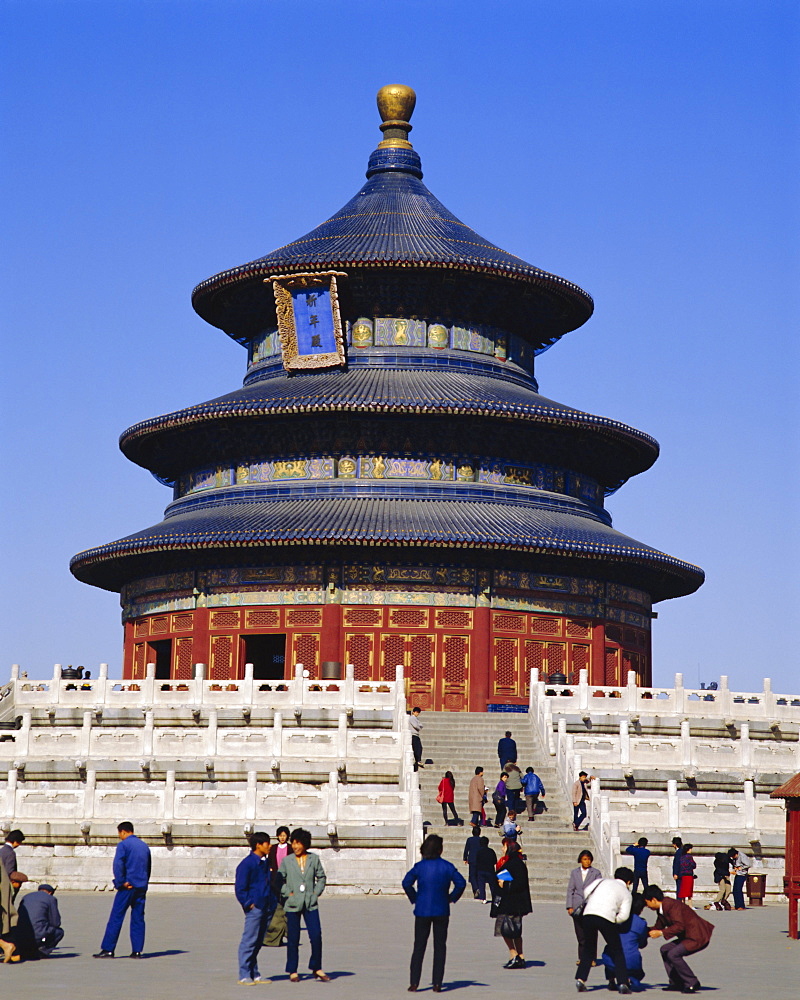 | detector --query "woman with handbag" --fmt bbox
[436,772,459,826]
[492,773,508,827]
[566,849,603,965]
[676,844,697,905]
[492,841,532,969]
